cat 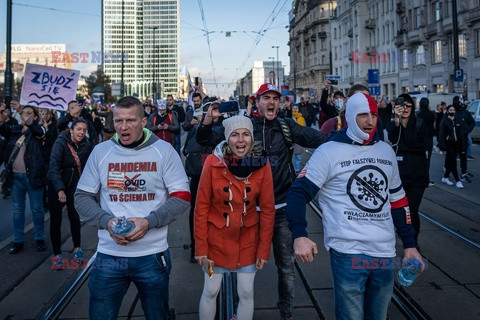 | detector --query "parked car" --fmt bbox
[467,99,480,142]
